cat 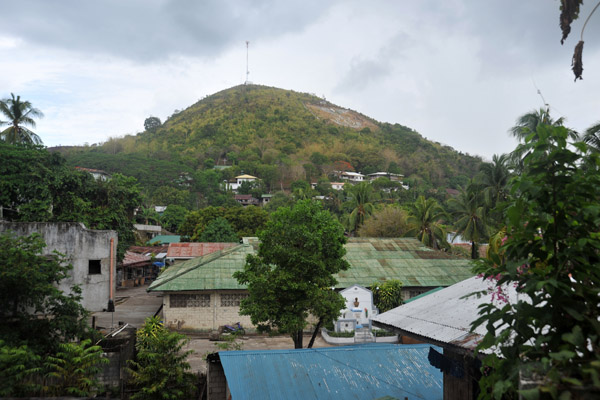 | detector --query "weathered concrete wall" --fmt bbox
[0,222,117,312]
[207,357,228,400]
[162,290,322,332]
